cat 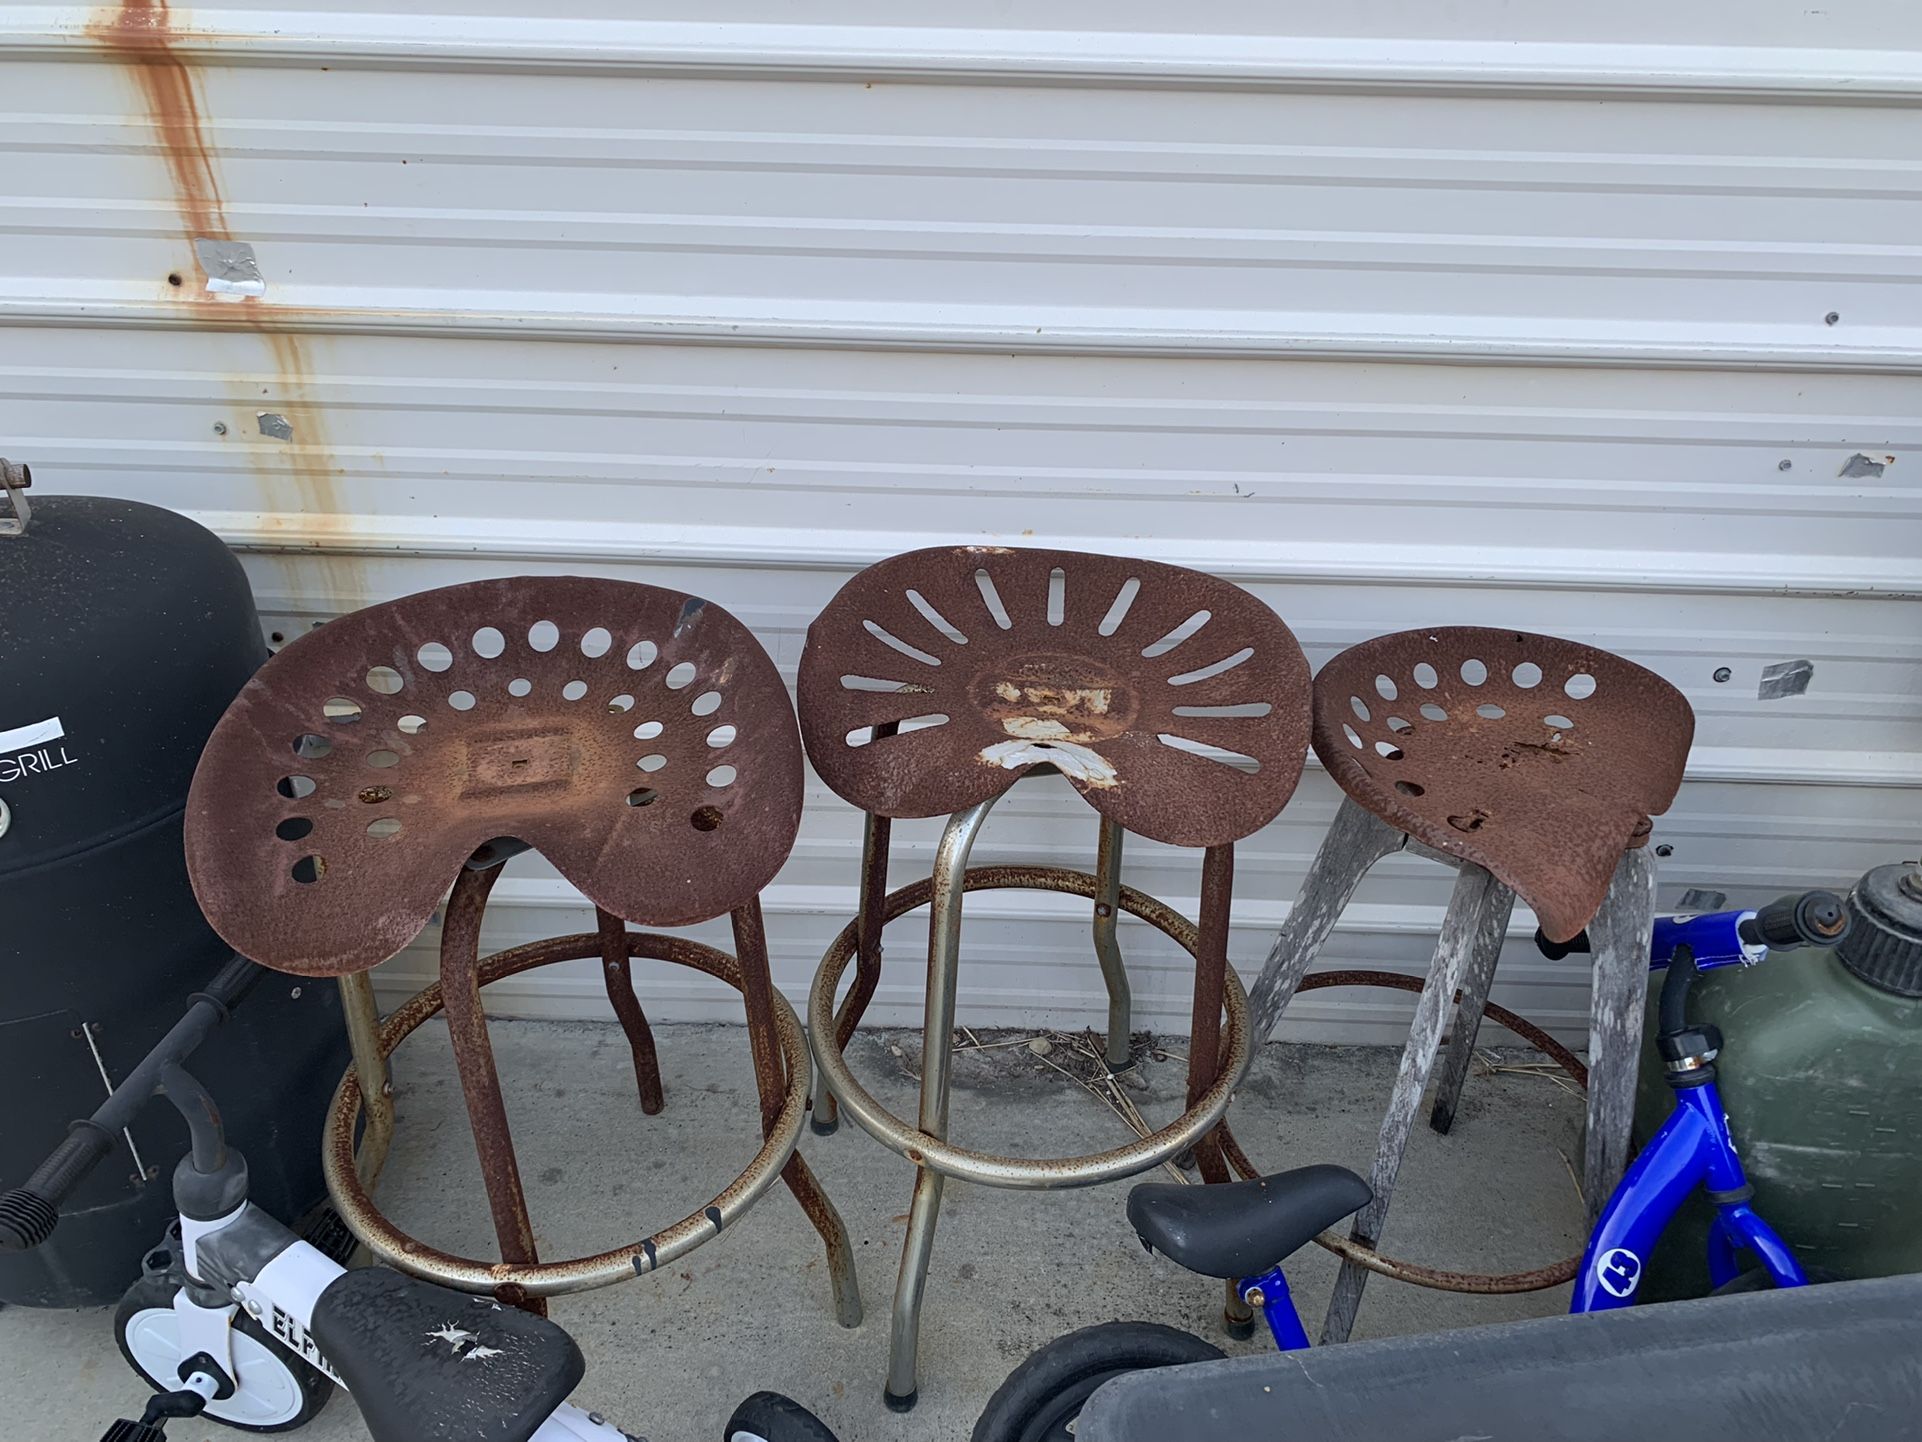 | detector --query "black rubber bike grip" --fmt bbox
[0,1121,117,1252]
